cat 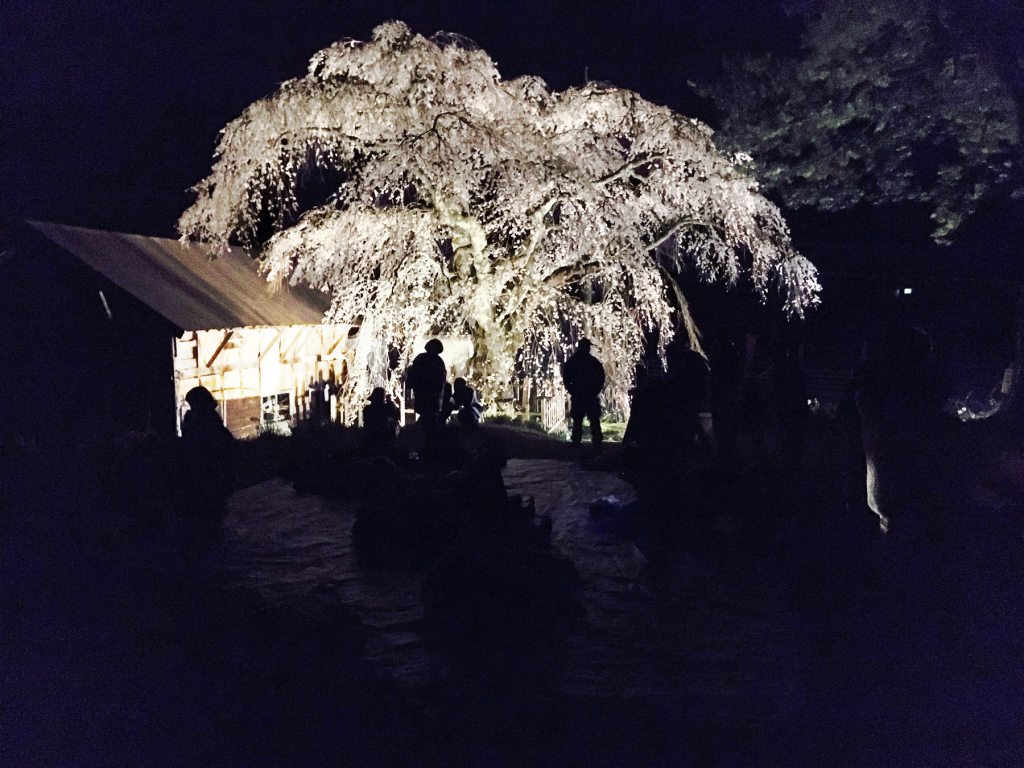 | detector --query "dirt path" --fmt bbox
[221,459,802,734]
